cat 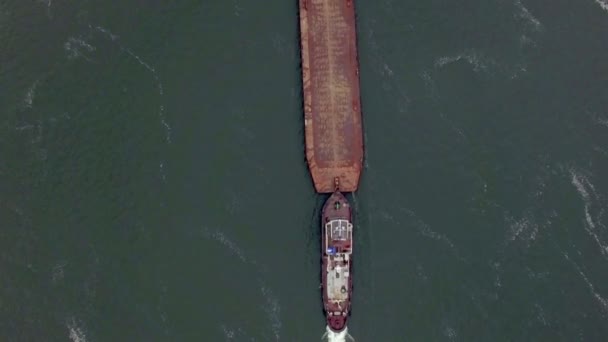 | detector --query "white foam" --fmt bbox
[159,162,166,182]
[66,317,87,342]
[36,0,51,9]
[515,0,543,31]
[596,116,608,128]
[51,261,67,283]
[419,69,438,100]
[563,253,608,313]
[91,25,172,185]
[362,20,410,113]
[36,0,52,17]
[260,284,281,341]
[13,124,34,131]
[595,0,608,13]
[232,0,244,17]
[435,27,538,79]
[434,50,491,73]
[24,80,39,108]
[64,37,95,61]
[122,47,172,144]
[383,63,394,77]
[506,215,538,244]
[323,325,354,342]
[202,228,248,263]
[93,25,118,41]
[93,27,172,145]
[570,169,608,258]
[396,207,465,261]
[443,325,457,339]
[202,227,282,339]
[534,303,549,326]
[571,171,590,201]
[419,224,457,250]
[220,324,236,339]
